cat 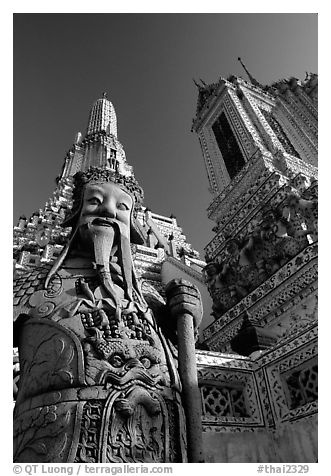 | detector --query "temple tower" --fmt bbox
[190,69,318,462]
[191,70,318,344]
